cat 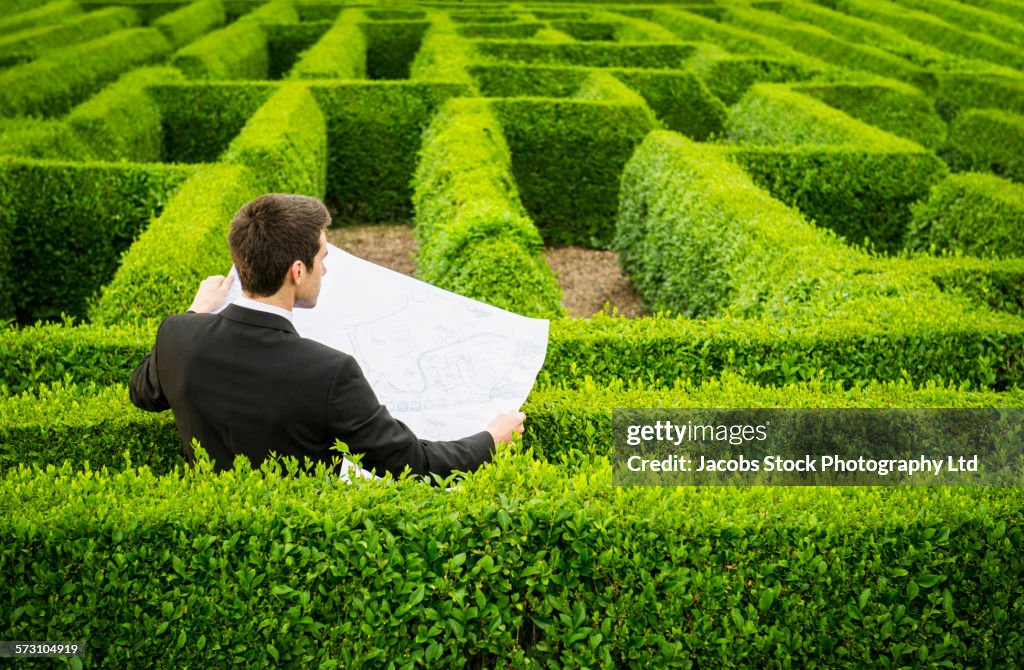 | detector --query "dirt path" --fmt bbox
[327,224,645,318]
